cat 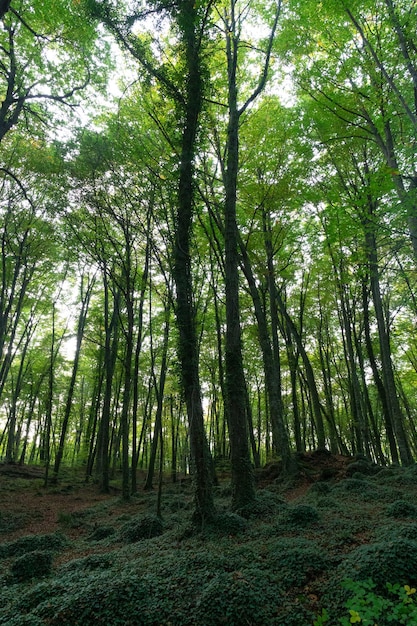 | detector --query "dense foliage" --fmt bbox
[0,461,417,624]
[0,0,417,521]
